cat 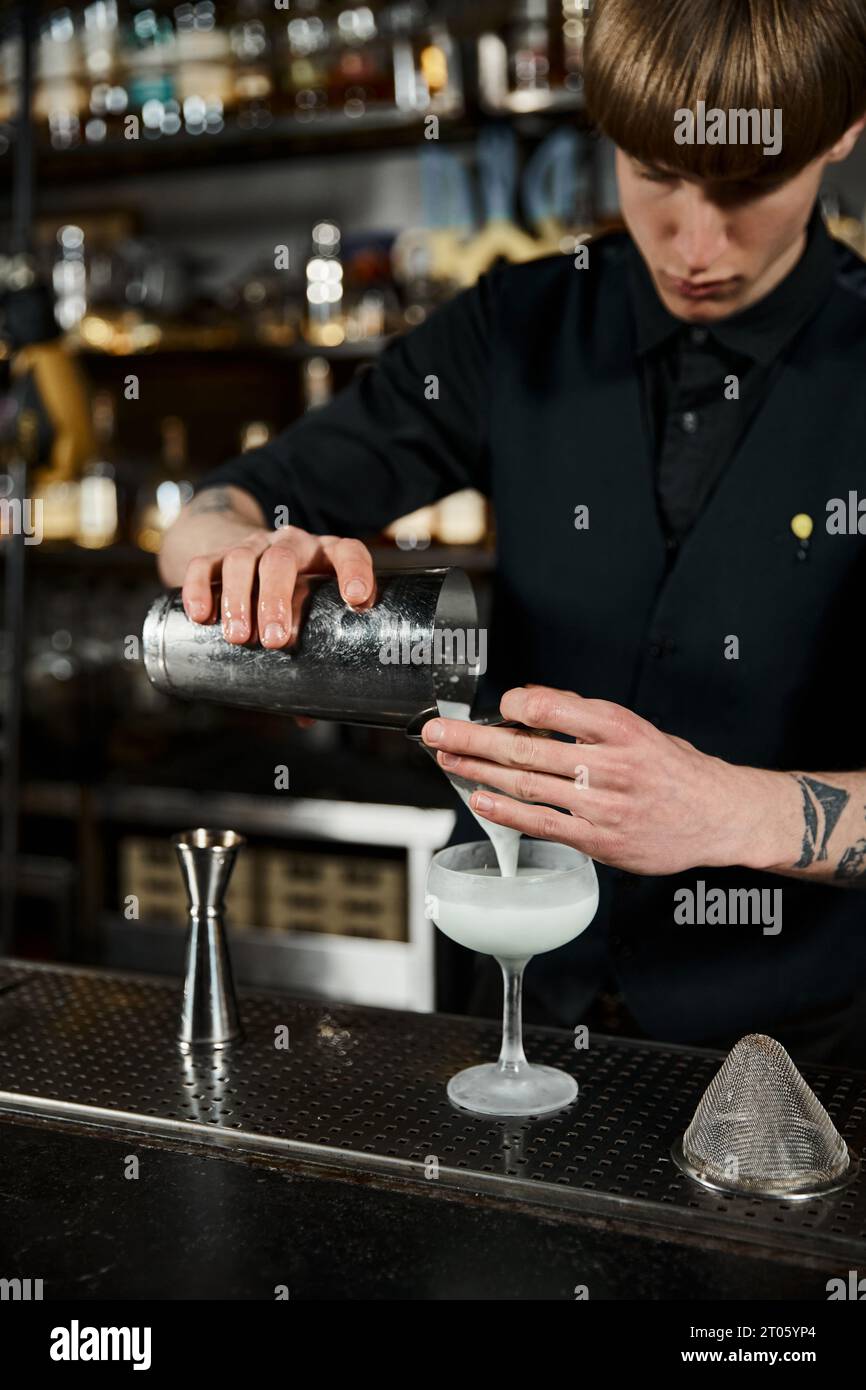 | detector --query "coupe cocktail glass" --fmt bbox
[426,839,599,1116]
